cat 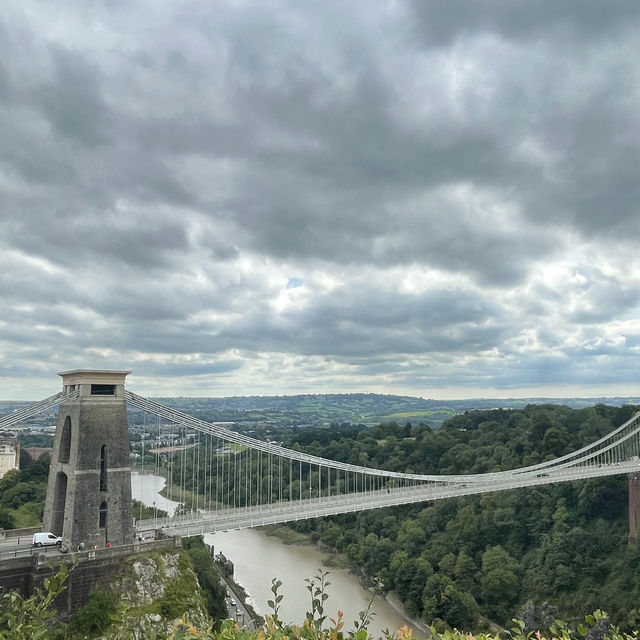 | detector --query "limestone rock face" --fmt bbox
[97,550,211,639]
[519,601,559,634]
[119,553,181,605]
